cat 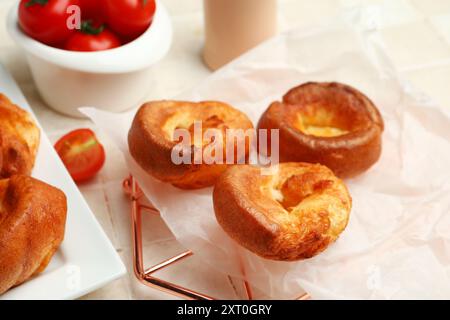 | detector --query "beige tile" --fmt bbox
[430,14,450,46]
[95,136,129,183]
[404,63,450,109]
[338,0,382,6]
[160,0,203,16]
[99,180,133,250]
[100,178,175,250]
[282,0,421,30]
[381,21,450,70]
[0,0,16,49]
[146,57,210,100]
[77,183,118,248]
[0,47,32,85]
[18,83,92,132]
[372,0,423,28]
[142,13,210,100]
[280,0,341,30]
[411,0,450,16]
[228,278,308,299]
